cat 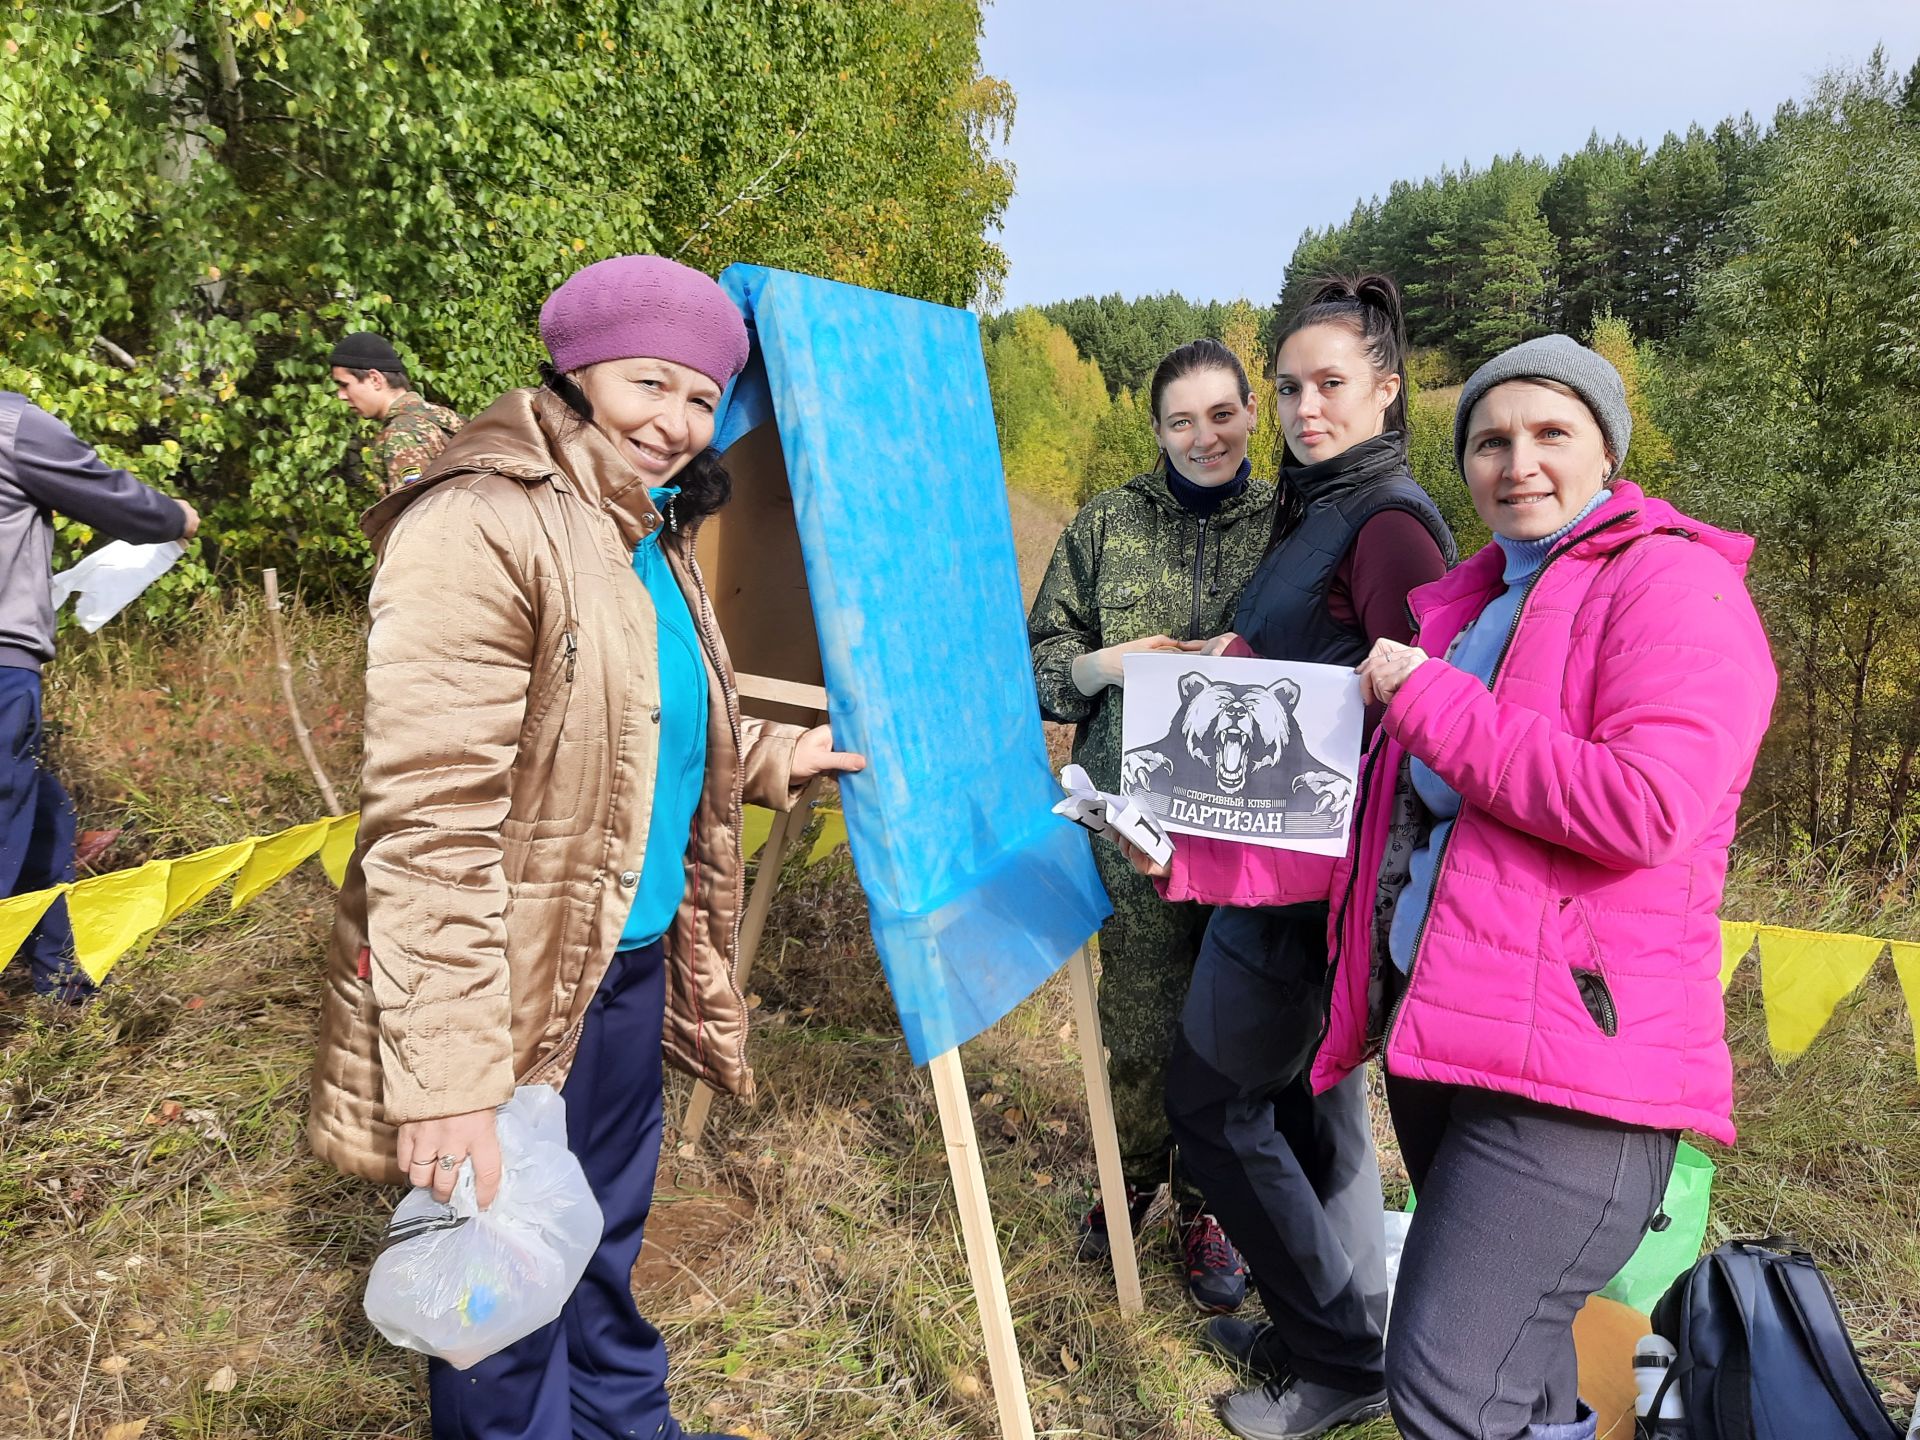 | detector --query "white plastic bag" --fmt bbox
[363,1085,603,1369]
[49,540,186,632]
[1381,1209,1412,1338]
